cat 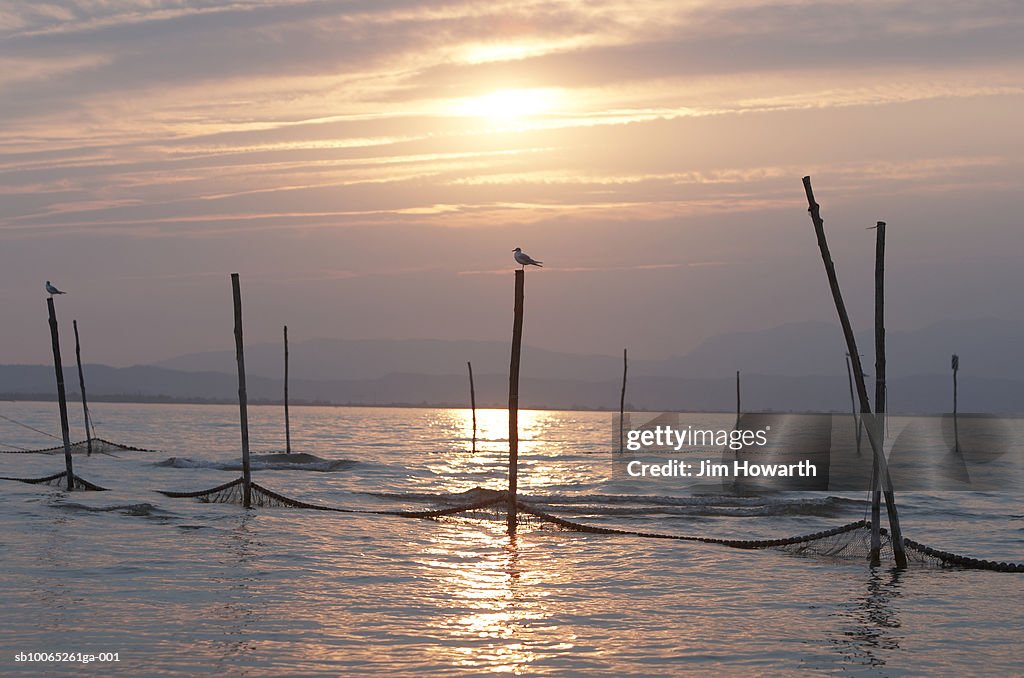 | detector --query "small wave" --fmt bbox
[52,502,172,517]
[155,453,357,472]
[366,486,505,505]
